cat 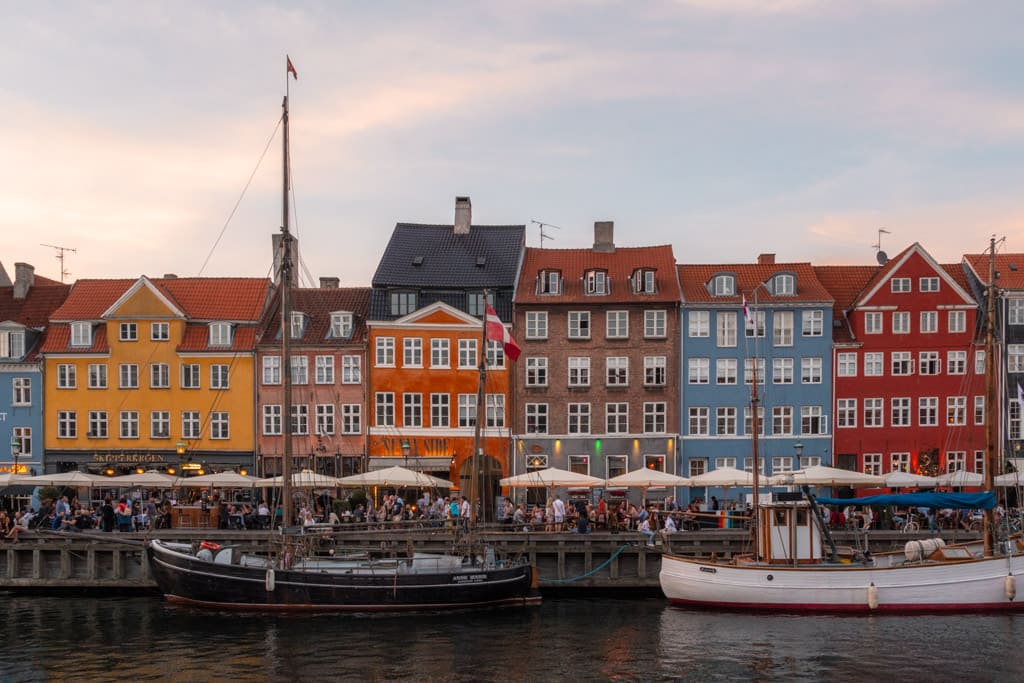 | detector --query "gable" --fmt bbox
[392,301,481,327]
[102,277,185,319]
[856,244,974,308]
